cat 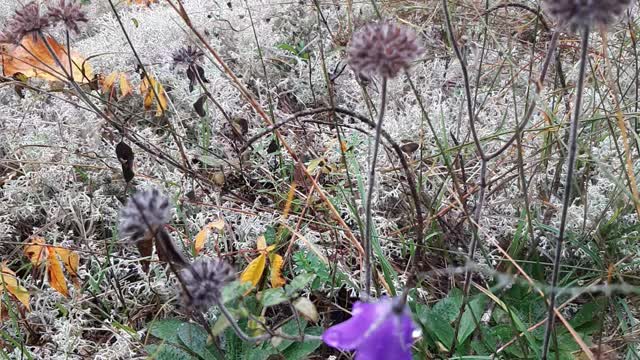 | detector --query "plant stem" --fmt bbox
[364,76,388,298]
[541,25,590,360]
